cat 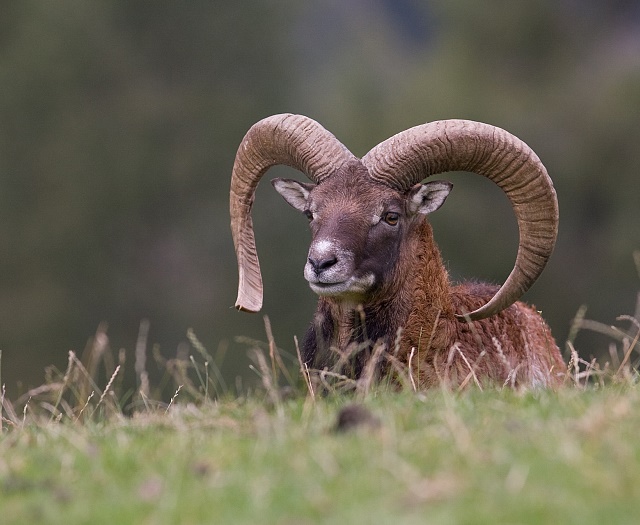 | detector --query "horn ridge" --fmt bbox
[230,113,357,312]
[362,119,558,321]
